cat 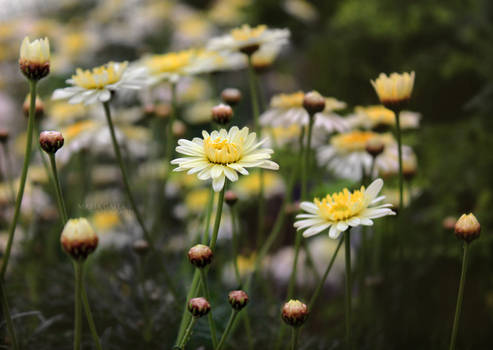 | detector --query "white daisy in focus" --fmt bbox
[52,61,148,105]
[294,178,395,239]
[171,126,279,192]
